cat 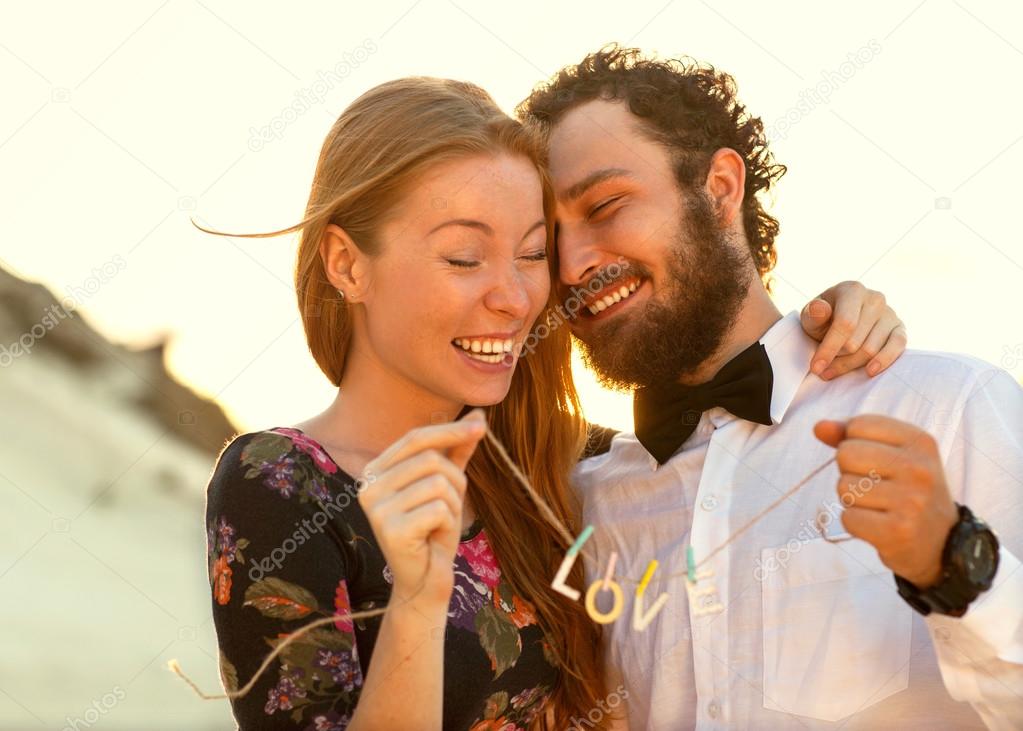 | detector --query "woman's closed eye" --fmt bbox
[446,250,547,268]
